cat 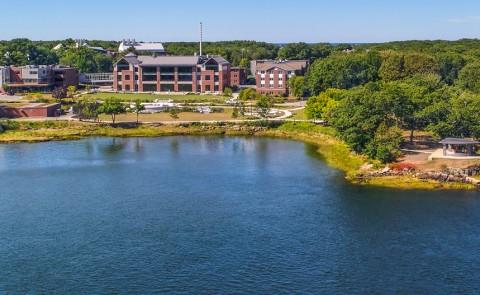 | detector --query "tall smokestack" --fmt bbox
[200,22,203,56]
